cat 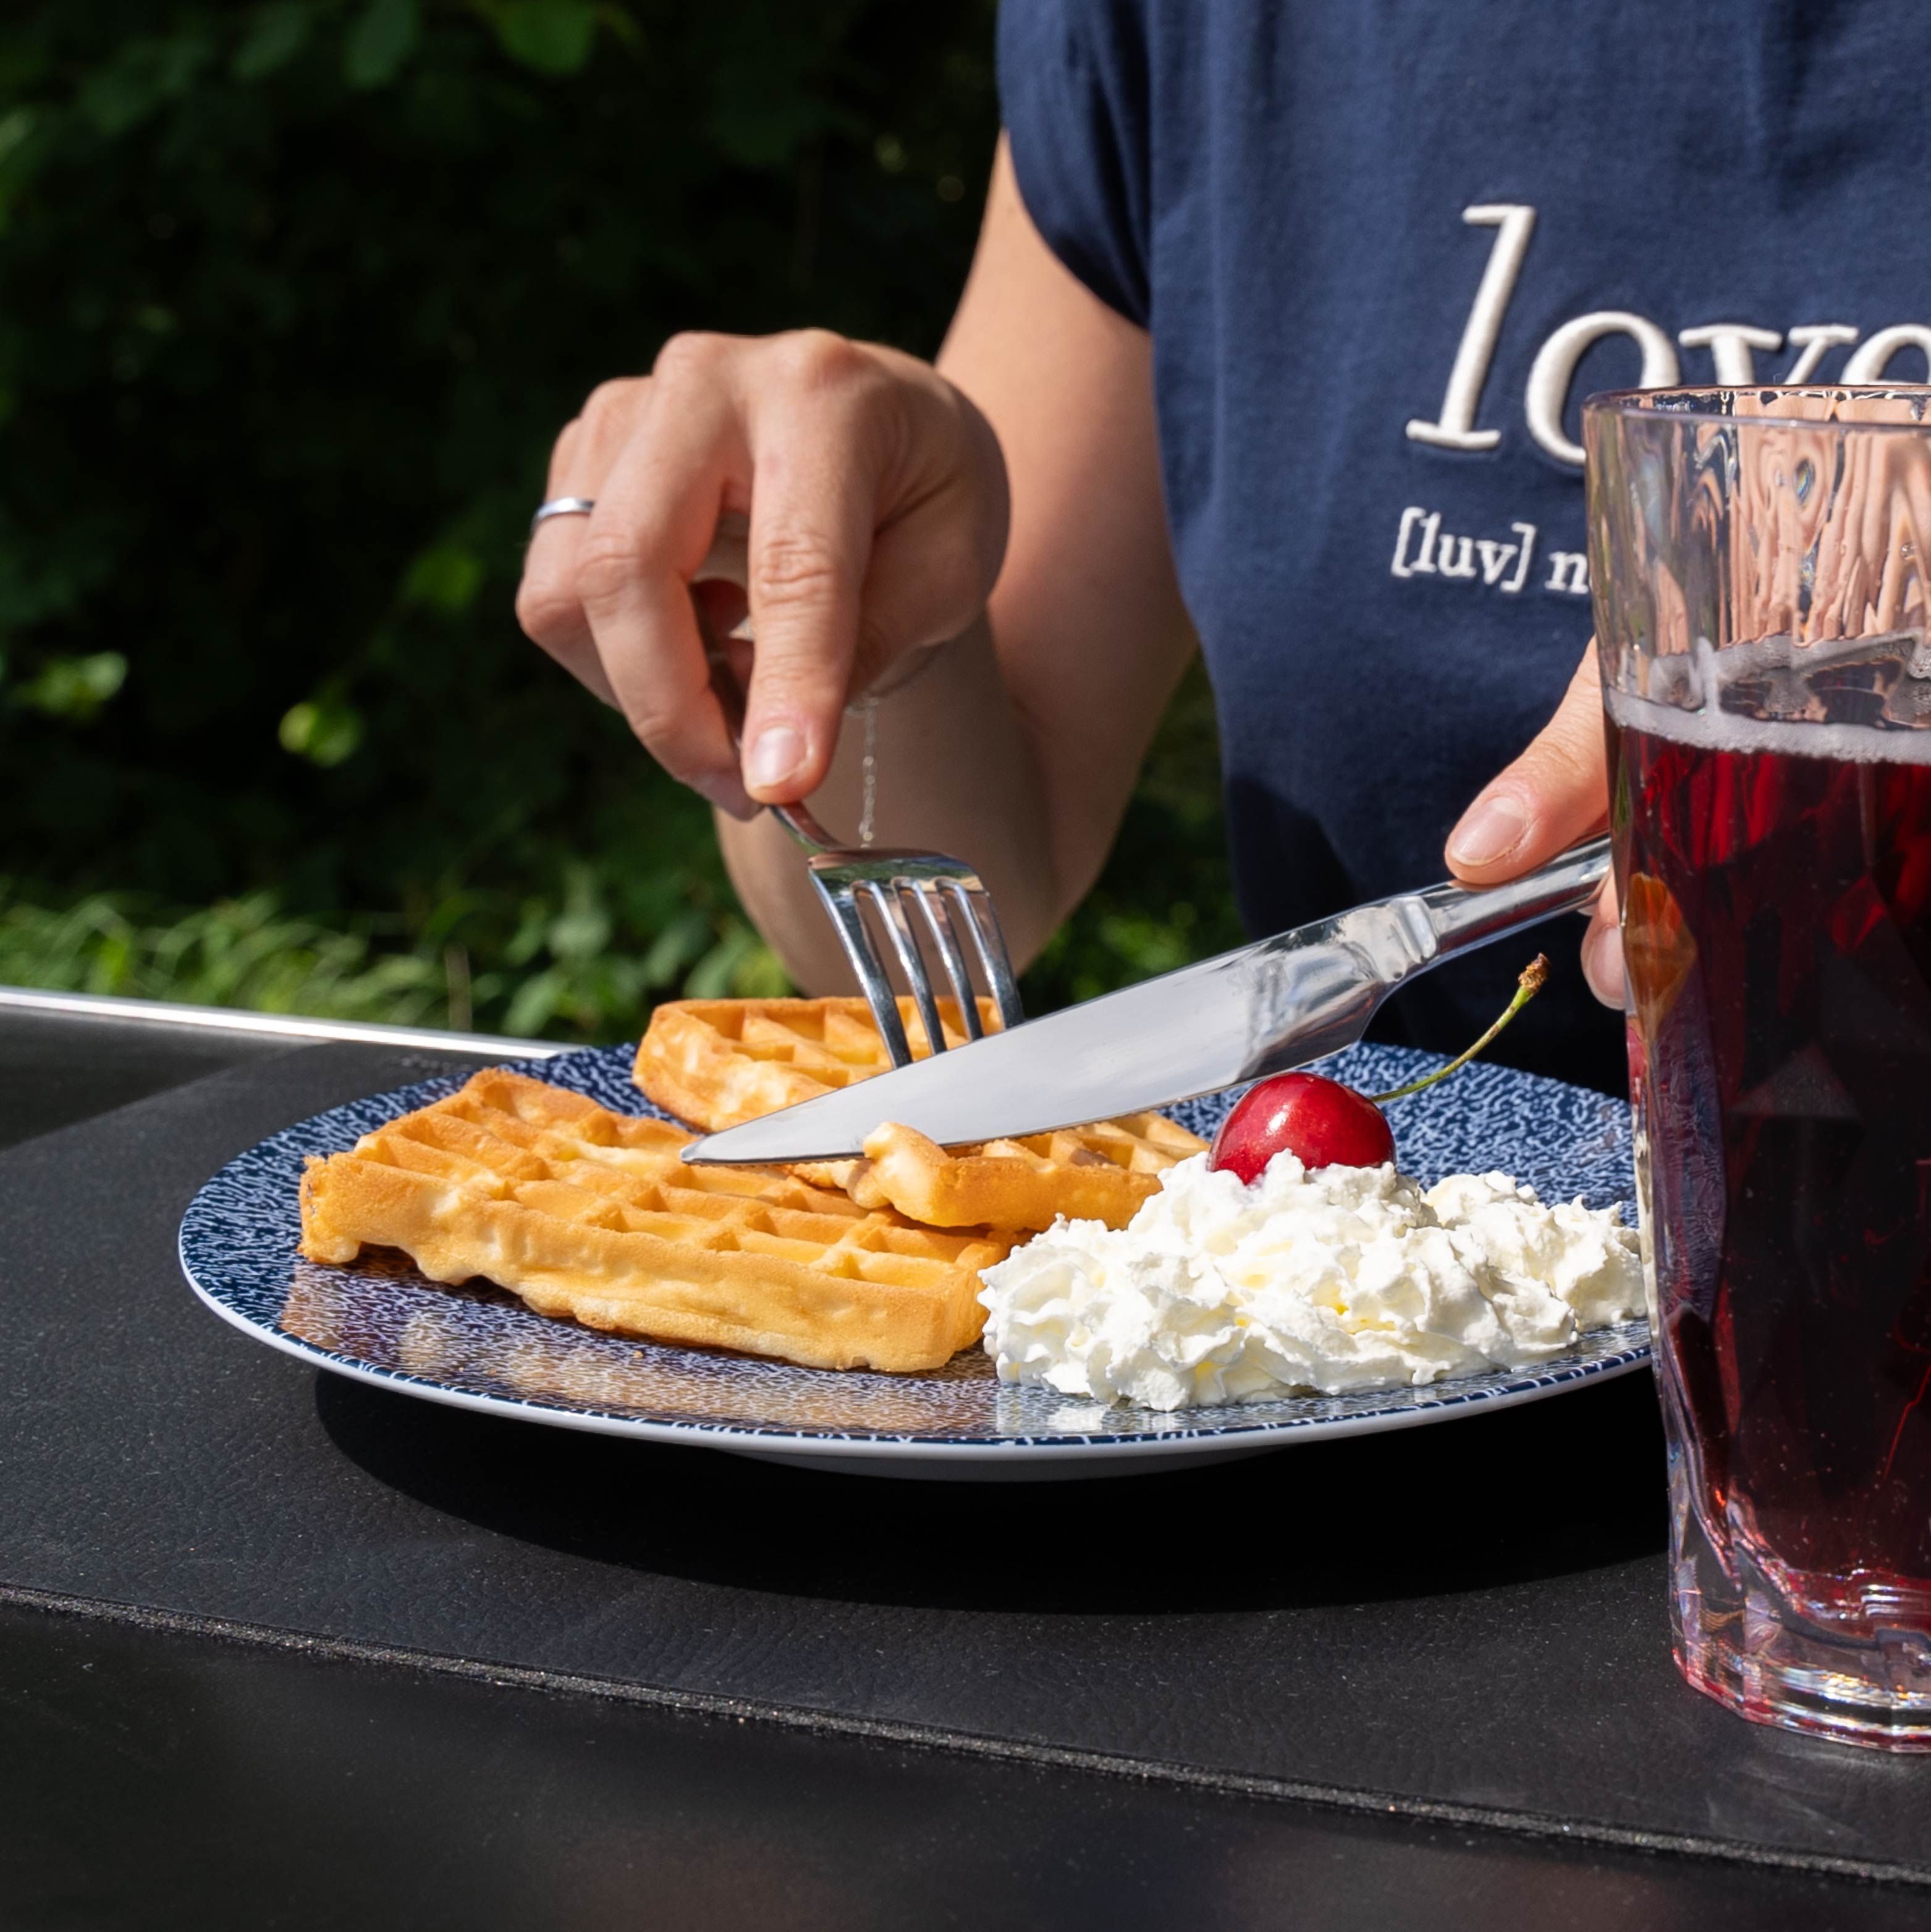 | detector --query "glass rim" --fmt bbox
[1582,384,1931,434]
